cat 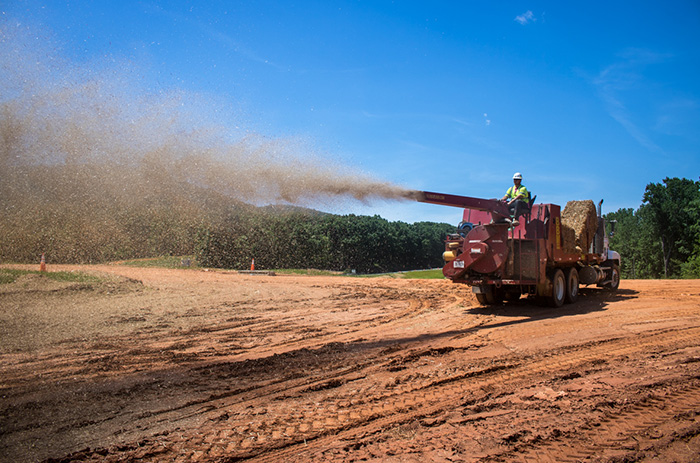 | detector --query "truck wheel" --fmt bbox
[564,267,579,304]
[475,285,504,305]
[475,293,490,305]
[549,269,566,308]
[605,264,620,291]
